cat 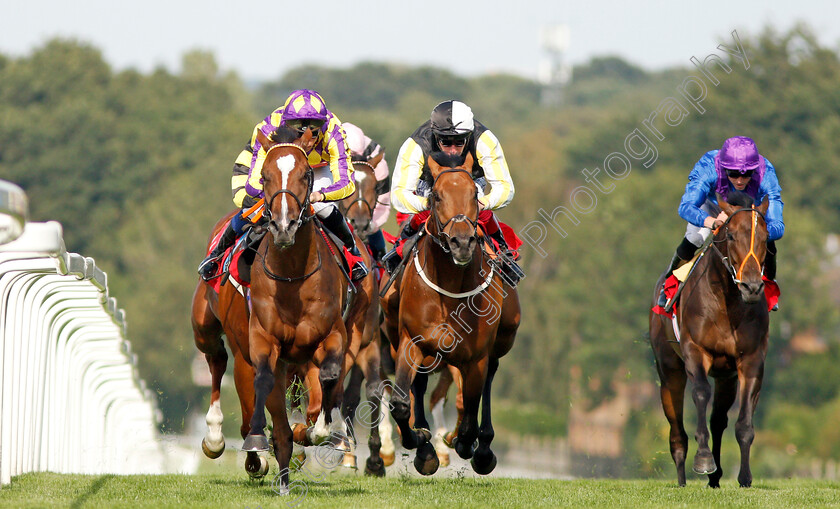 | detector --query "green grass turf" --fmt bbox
[2,472,839,509]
